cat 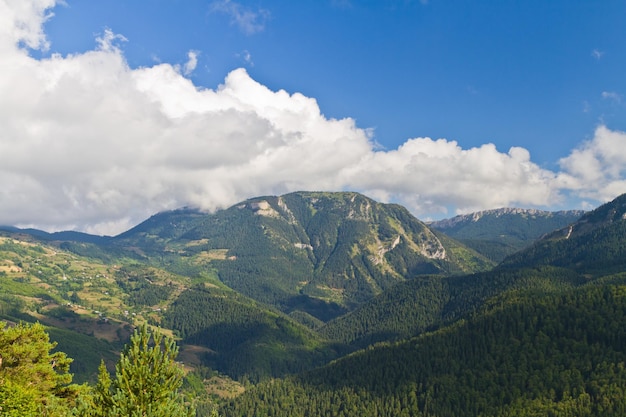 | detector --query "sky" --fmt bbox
[1,0,626,235]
